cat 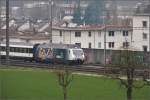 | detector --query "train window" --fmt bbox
[15,48,20,52]
[25,48,28,53]
[18,48,20,52]
[29,48,32,53]
[25,48,29,53]
[23,48,26,53]
[20,48,23,53]
[27,48,29,53]
[22,48,25,53]
[14,47,17,52]
[21,48,24,53]
[25,48,27,53]
[14,48,16,52]
[18,48,23,53]
[54,49,66,59]
[16,48,19,52]
[1,46,5,51]
[10,47,15,52]
[10,47,12,52]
